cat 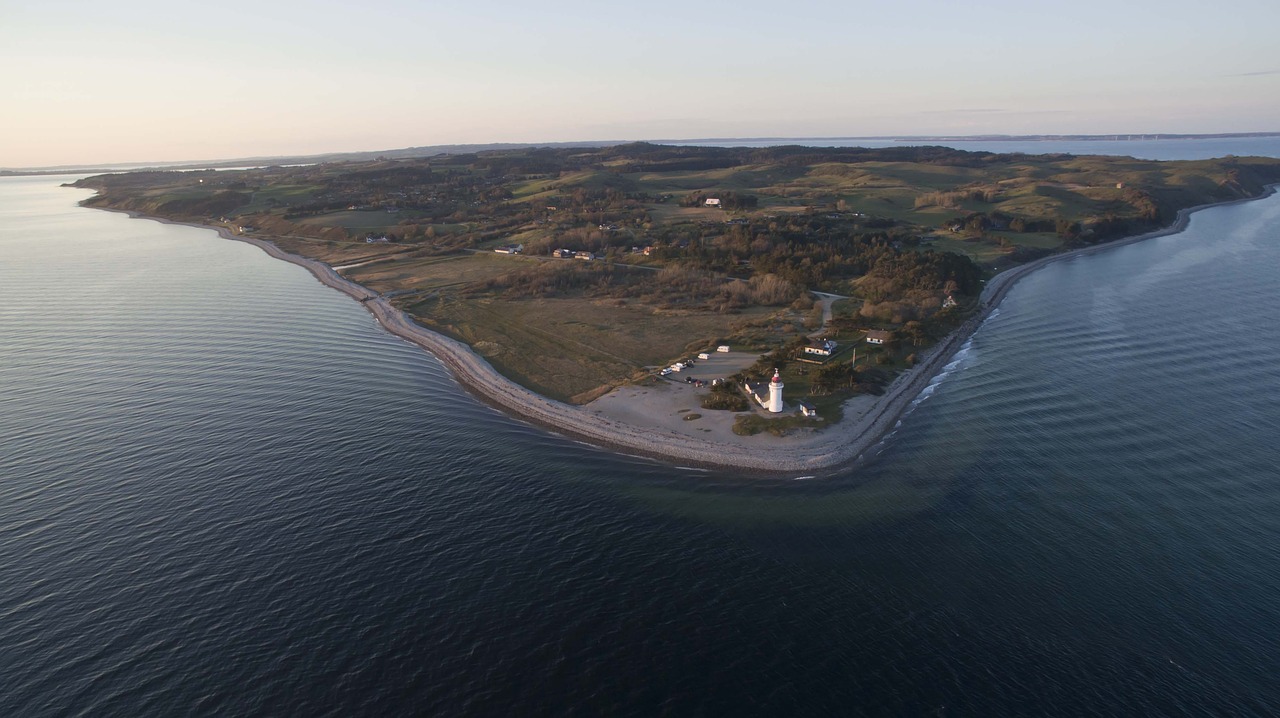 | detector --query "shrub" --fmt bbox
[702,384,750,412]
